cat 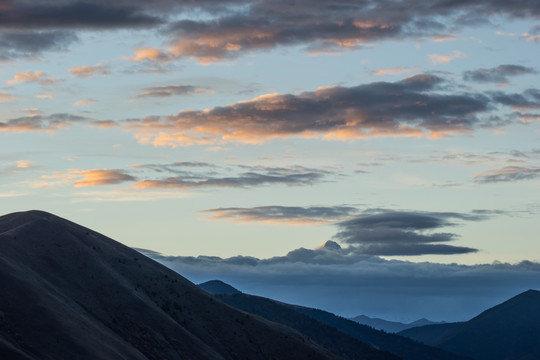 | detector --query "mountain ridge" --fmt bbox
[0,210,343,360]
